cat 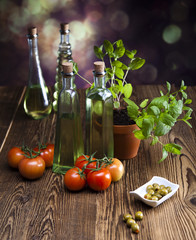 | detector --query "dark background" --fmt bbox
[0,0,195,88]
